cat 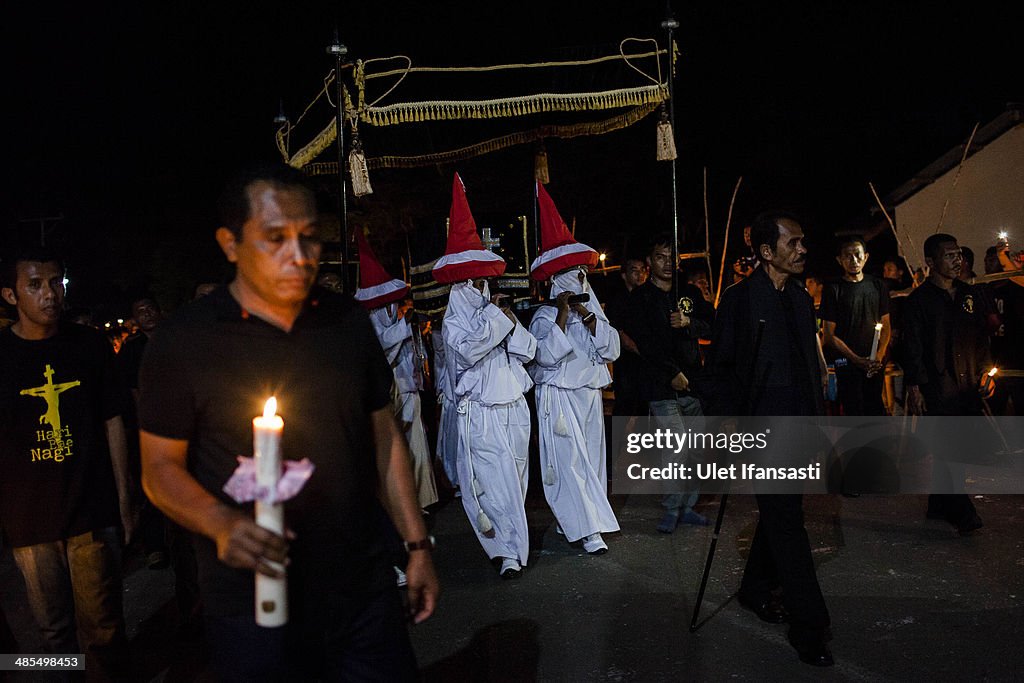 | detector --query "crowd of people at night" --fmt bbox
[0,162,1021,678]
